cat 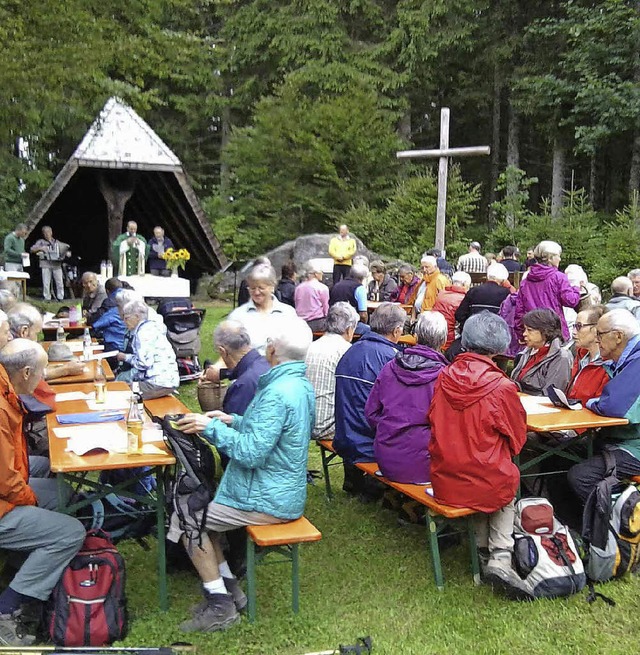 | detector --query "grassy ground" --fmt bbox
[43,299,640,653]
